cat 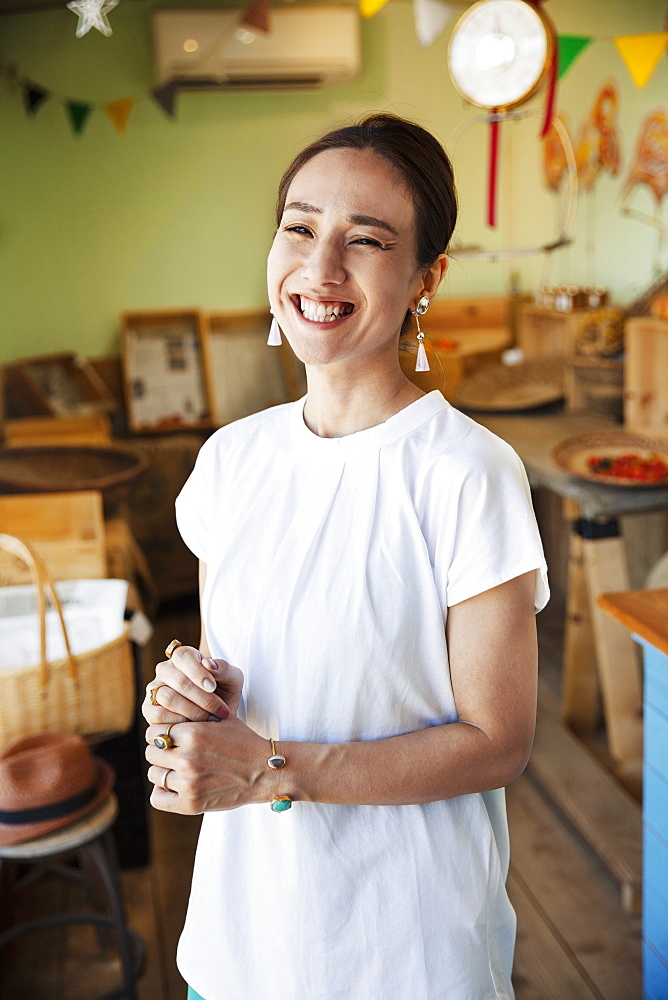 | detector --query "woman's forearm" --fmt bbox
[262,719,533,807]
